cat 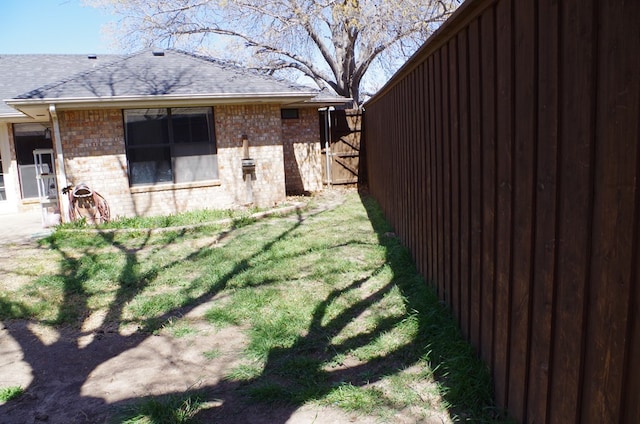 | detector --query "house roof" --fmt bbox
[1,50,349,119]
[0,54,124,117]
